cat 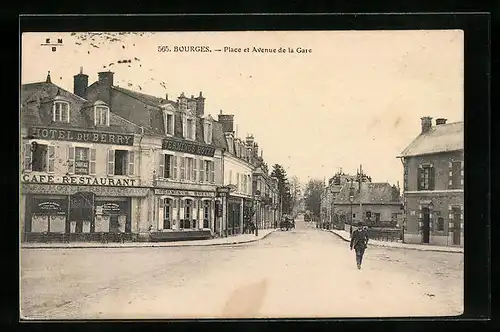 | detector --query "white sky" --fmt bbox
[21,31,464,187]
